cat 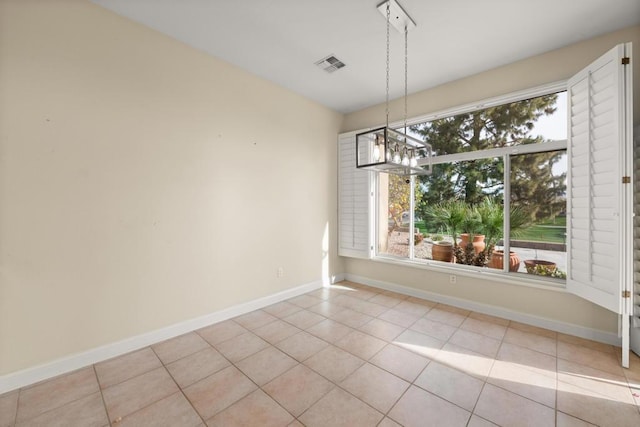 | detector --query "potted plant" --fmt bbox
[424,200,468,262]
[478,198,531,270]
